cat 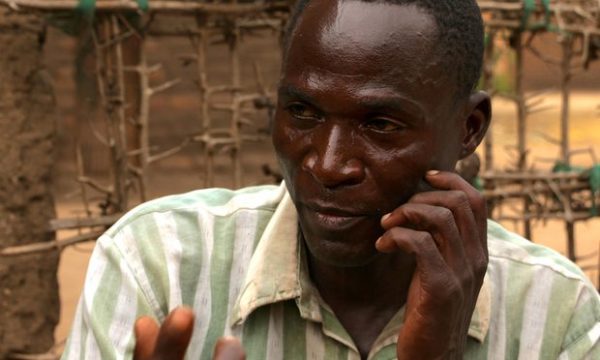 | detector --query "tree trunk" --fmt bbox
[0,7,59,358]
